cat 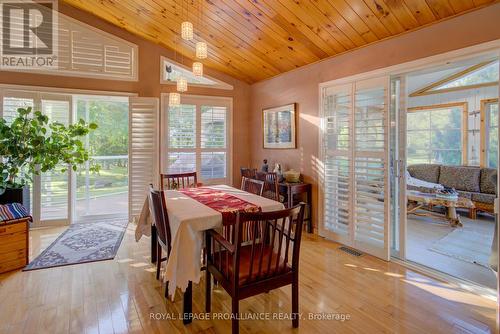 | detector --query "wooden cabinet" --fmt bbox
[0,219,29,274]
